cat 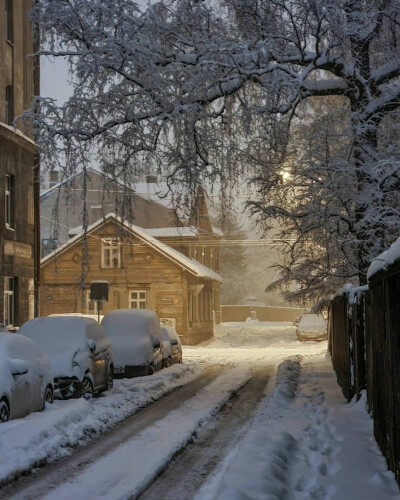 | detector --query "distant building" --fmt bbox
[40,168,177,257]
[0,0,39,328]
[40,215,222,344]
